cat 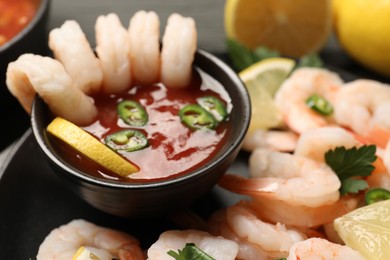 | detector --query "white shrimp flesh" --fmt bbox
[49,20,103,94]
[6,53,97,125]
[36,219,144,260]
[128,10,161,85]
[147,229,239,260]
[95,13,132,94]
[160,13,197,88]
